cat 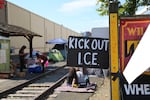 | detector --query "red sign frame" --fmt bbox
[120,18,150,73]
[119,17,150,100]
[0,0,5,9]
